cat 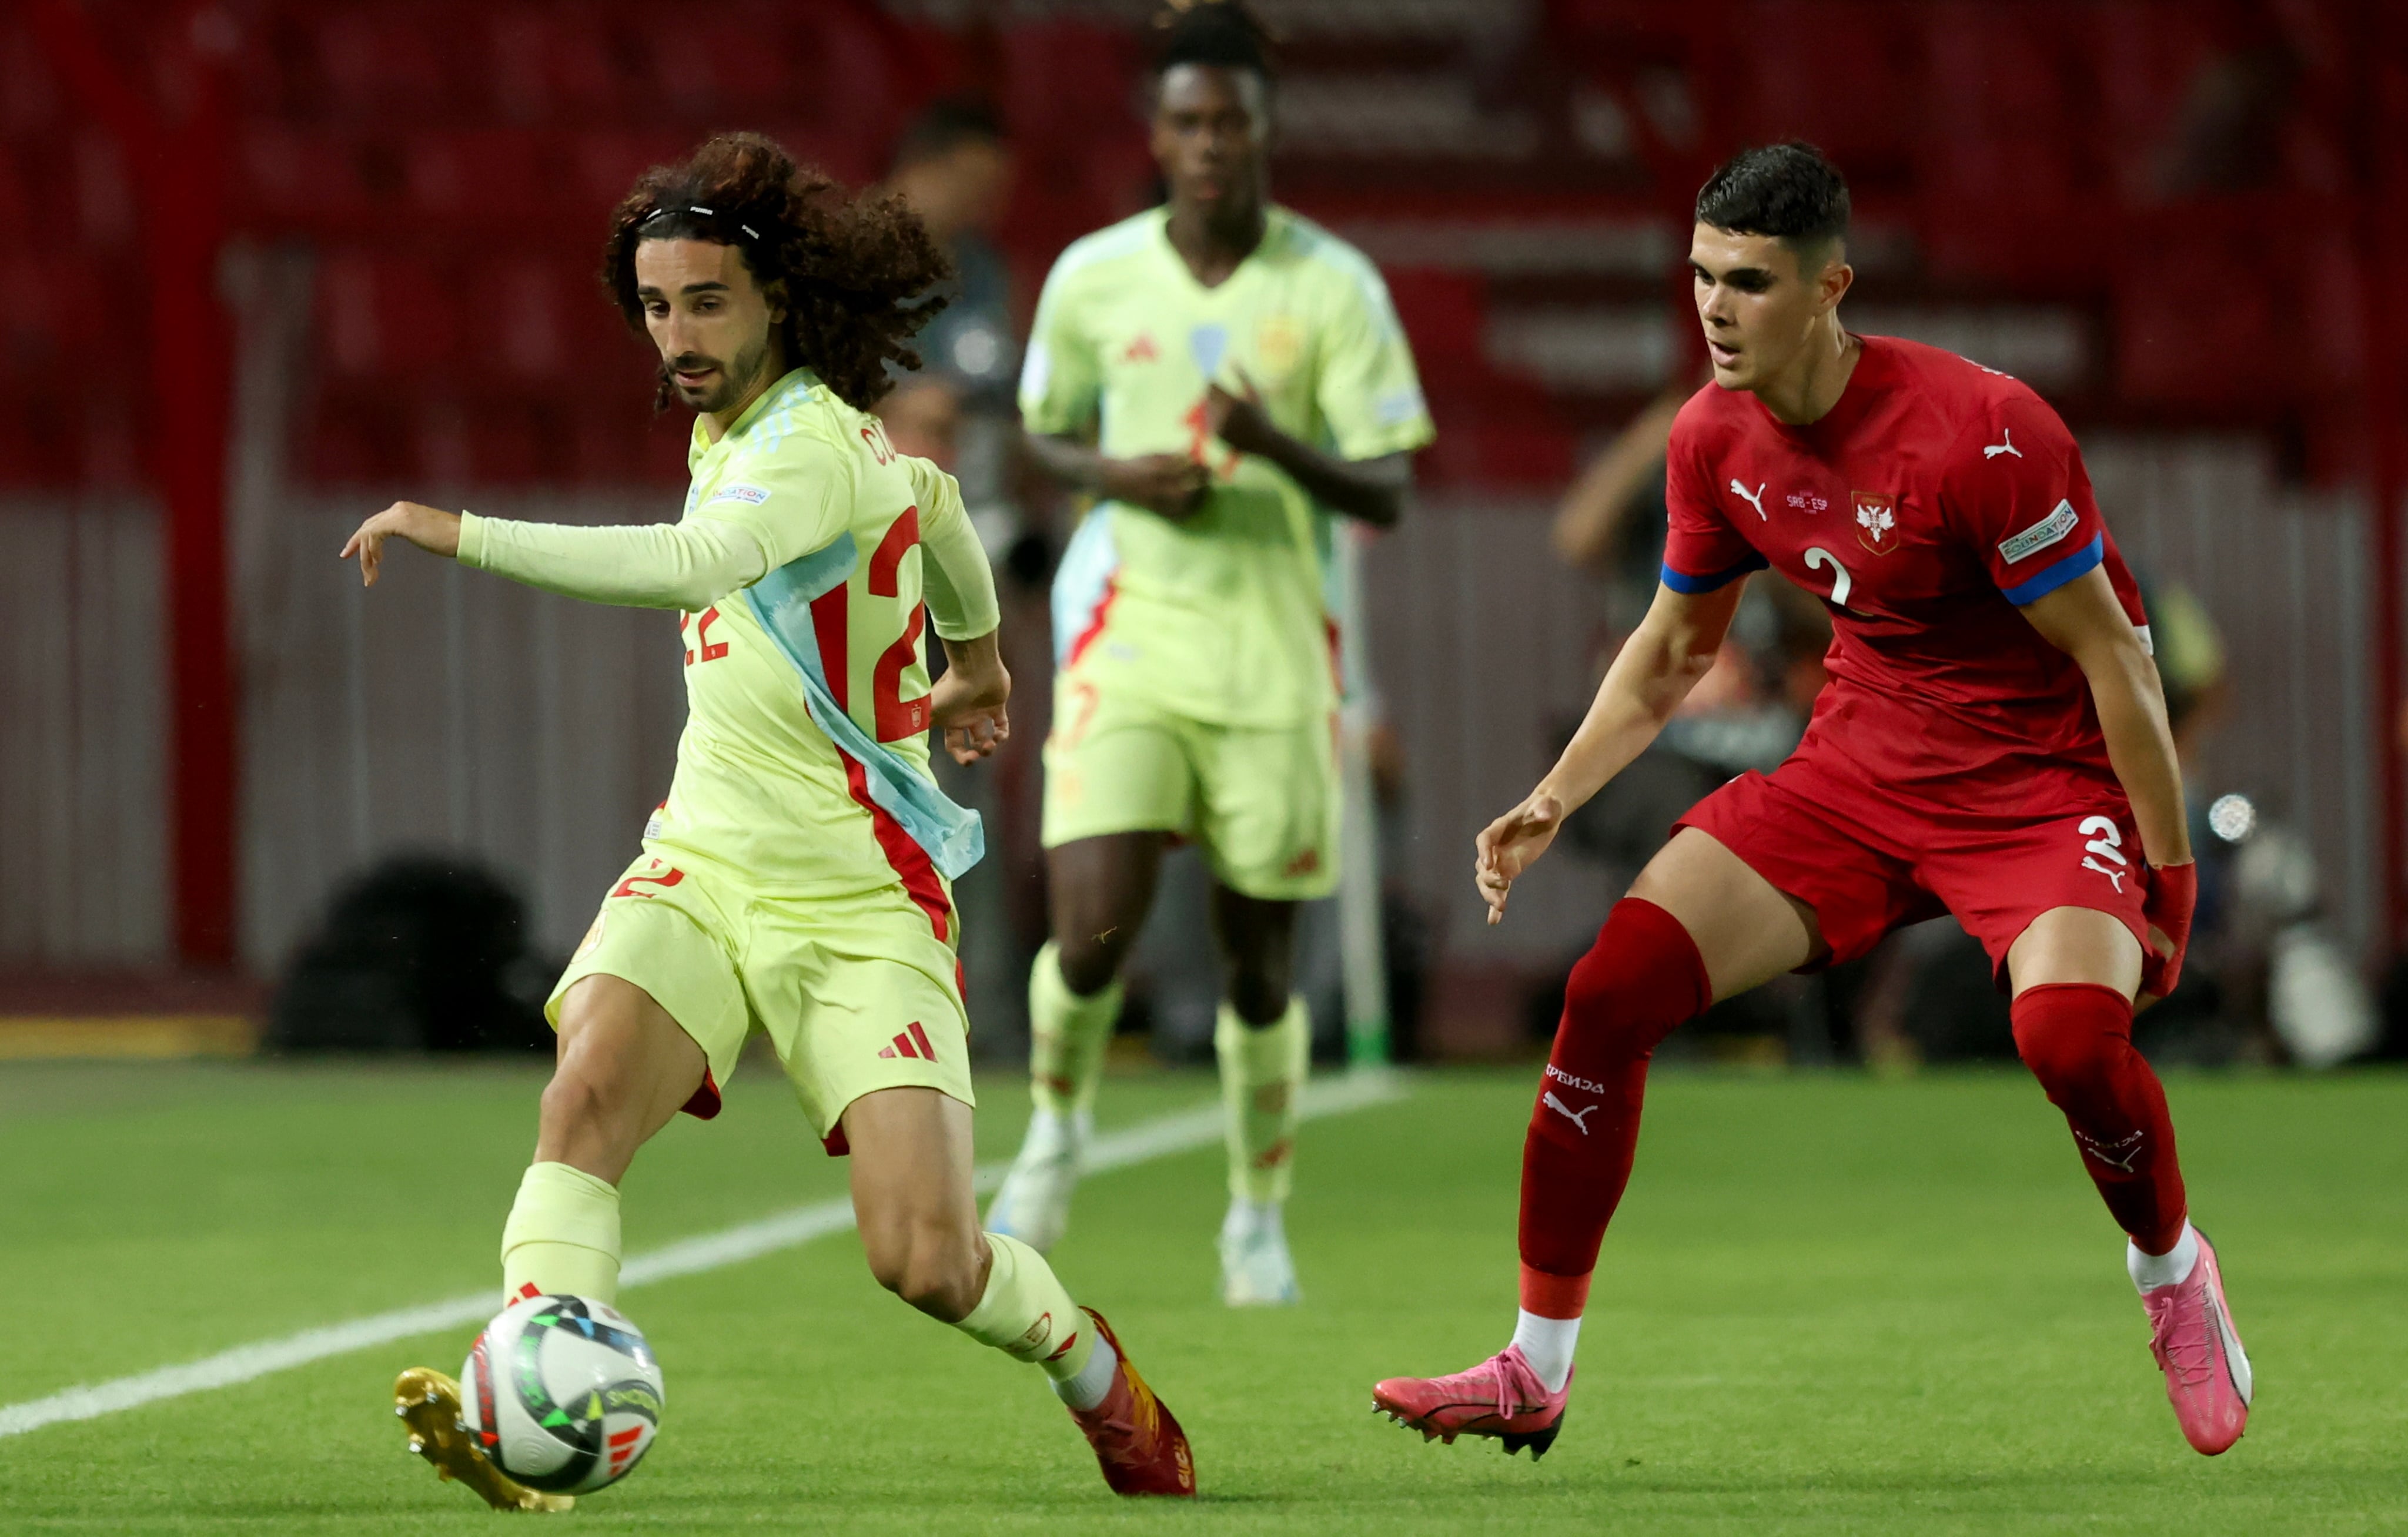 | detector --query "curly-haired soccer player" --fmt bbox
[985,0,1434,1306]
[345,133,1195,1509]
[1373,143,2248,1461]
